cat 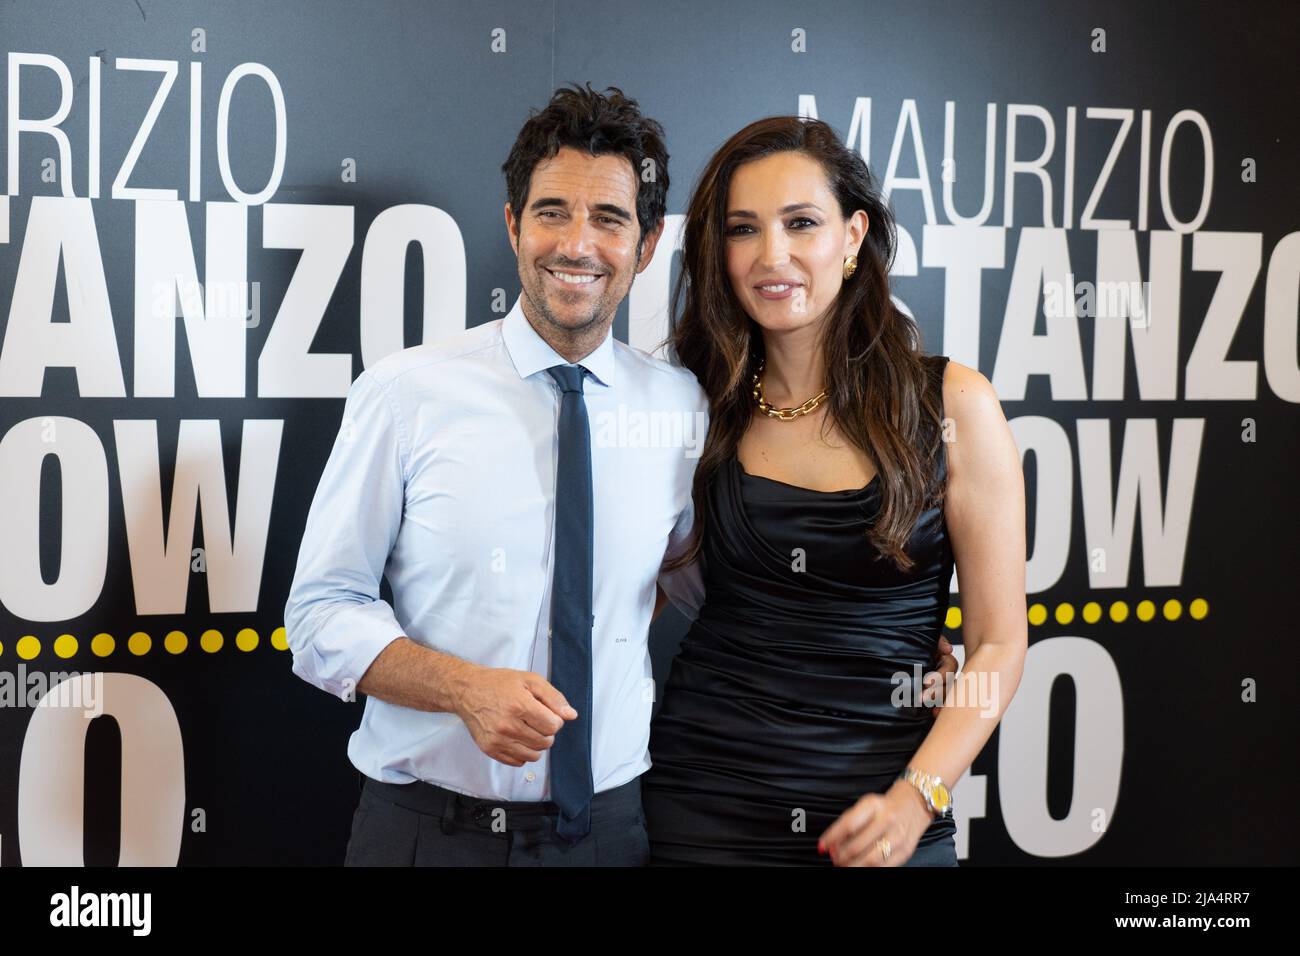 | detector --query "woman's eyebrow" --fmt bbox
[726,202,823,218]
